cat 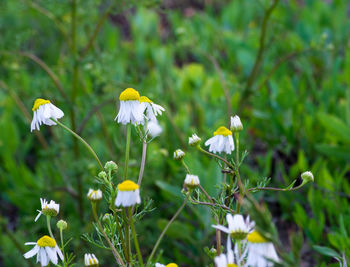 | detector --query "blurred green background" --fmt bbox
[1,0,350,266]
